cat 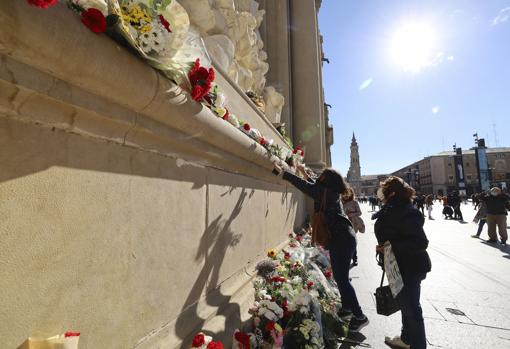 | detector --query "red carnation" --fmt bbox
[259,138,267,146]
[306,281,314,289]
[283,252,290,260]
[191,333,205,347]
[188,59,215,101]
[223,108,229,121]
[265,321,276,332]
[159,15,172,32]
[64,332,80,337]
[206,342,224,349]
[234,331,251,349]
[243,123,251,131]
[81,8,107,34]
[191,85,206,101]
[324,270,333,278]
[27,0,58,9]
